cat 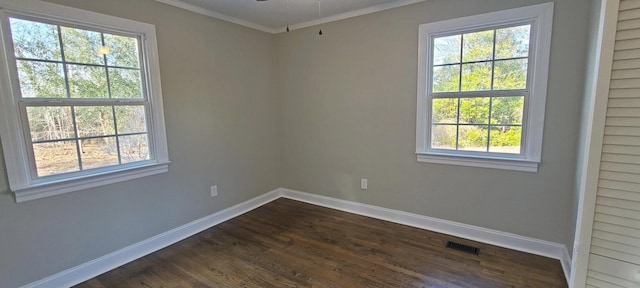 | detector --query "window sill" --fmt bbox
[416,152,539,172]
[12,162,170,203]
